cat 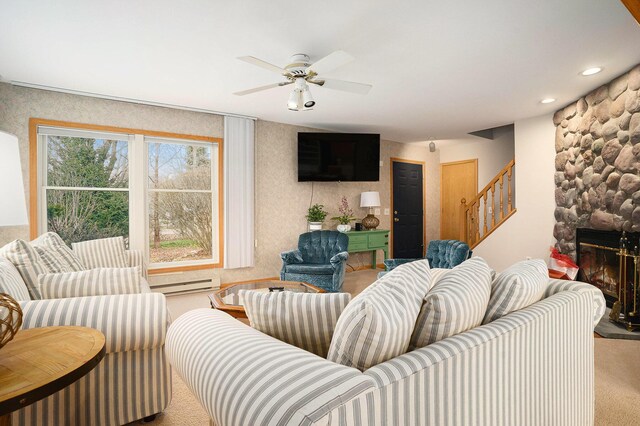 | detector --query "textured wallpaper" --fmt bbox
[0,83,440,285]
